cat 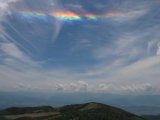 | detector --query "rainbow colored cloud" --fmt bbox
[17,10,126,22]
